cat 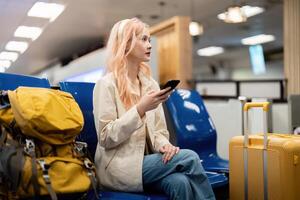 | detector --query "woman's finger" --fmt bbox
[157,87,171,96]
[158,90,173,100]
[162,146,171,163]
[165,146,177,162]
[166,149,176,162]
[162,153,169,164]
[175,147,180,154]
